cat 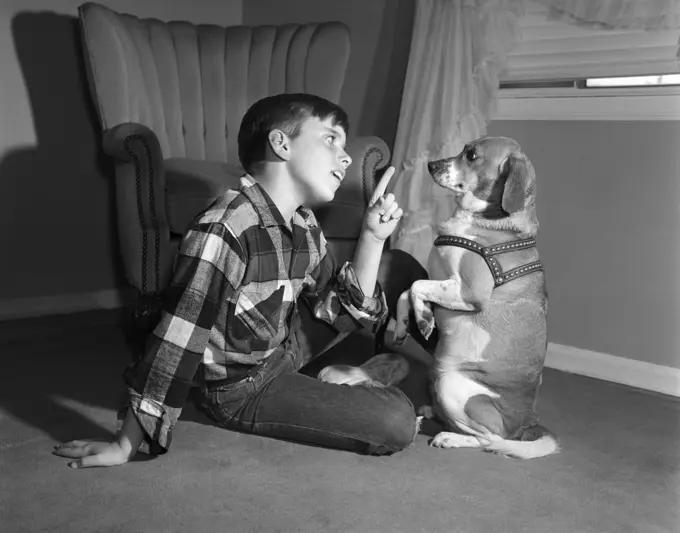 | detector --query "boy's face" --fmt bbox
[286,116,351,207]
